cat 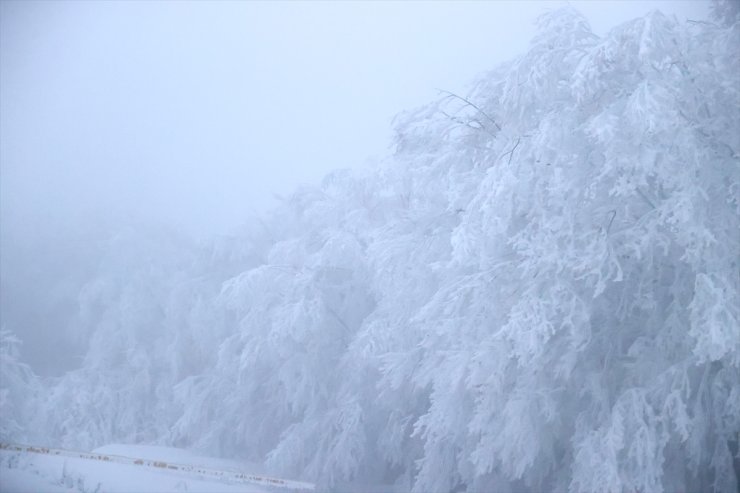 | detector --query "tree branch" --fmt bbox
[437,89,502,132]
[500,138,521,165]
